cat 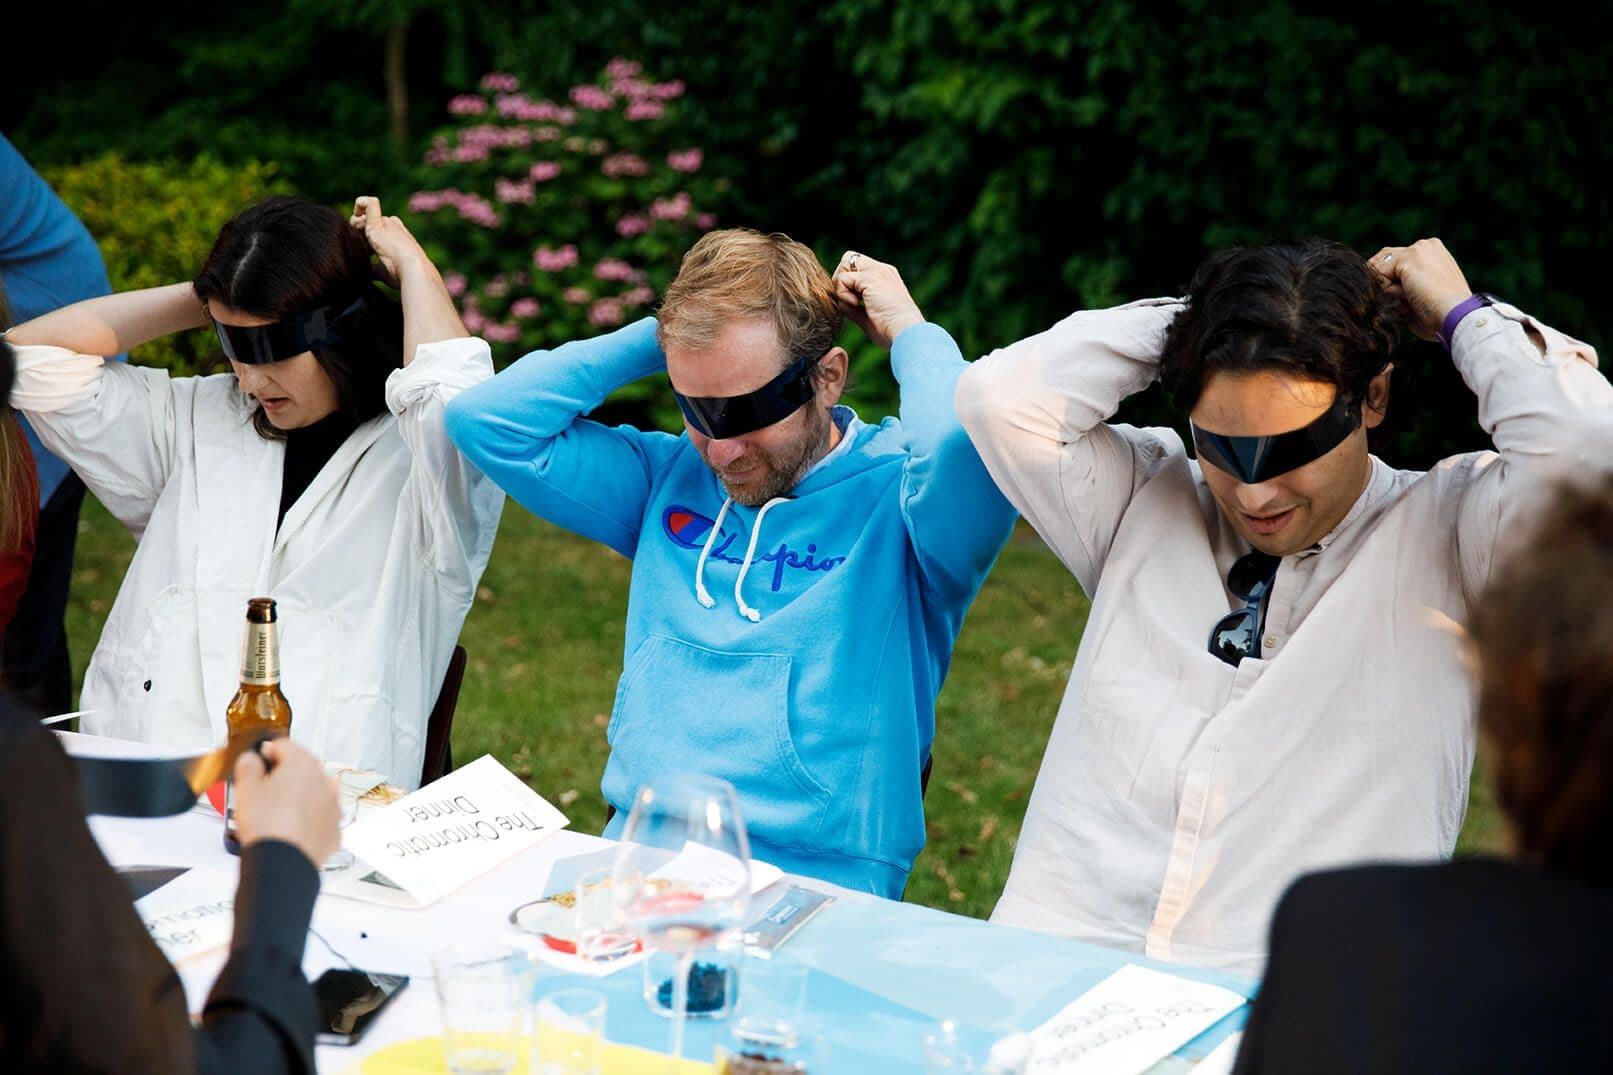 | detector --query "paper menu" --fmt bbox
[325,755,570,909]
[1026,964,1246,1075]
[134,865,238,963]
